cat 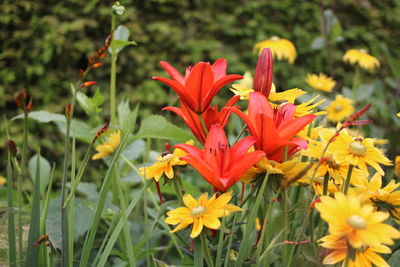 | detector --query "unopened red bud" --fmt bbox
[6,140,18,157]
[254,48,274,98]
[308,198,321,210]
[165,143,171,153]
[14,89,33,112]
[65,104,72,119]
[92,118,110,143]
[79,69,85,78]
[91,62,104,69]
[80,81,97,88]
